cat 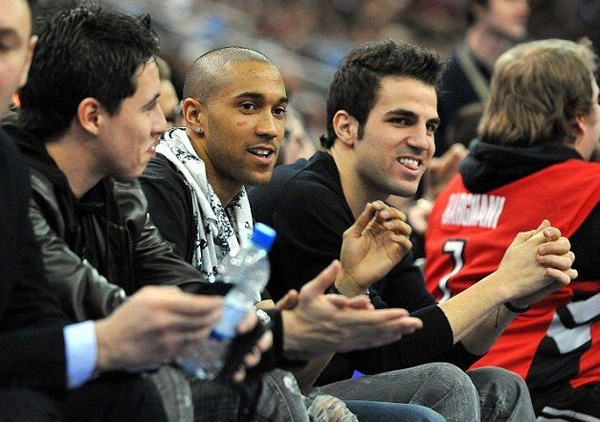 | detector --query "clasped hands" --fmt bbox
[495,219,577,308]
